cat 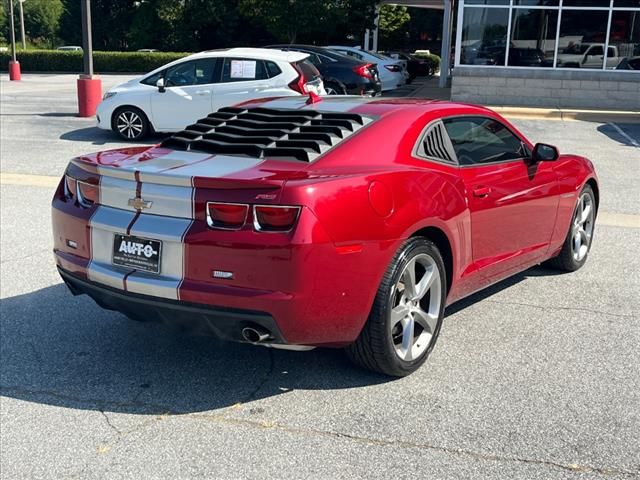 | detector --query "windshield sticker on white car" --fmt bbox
[230,60,257,79]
